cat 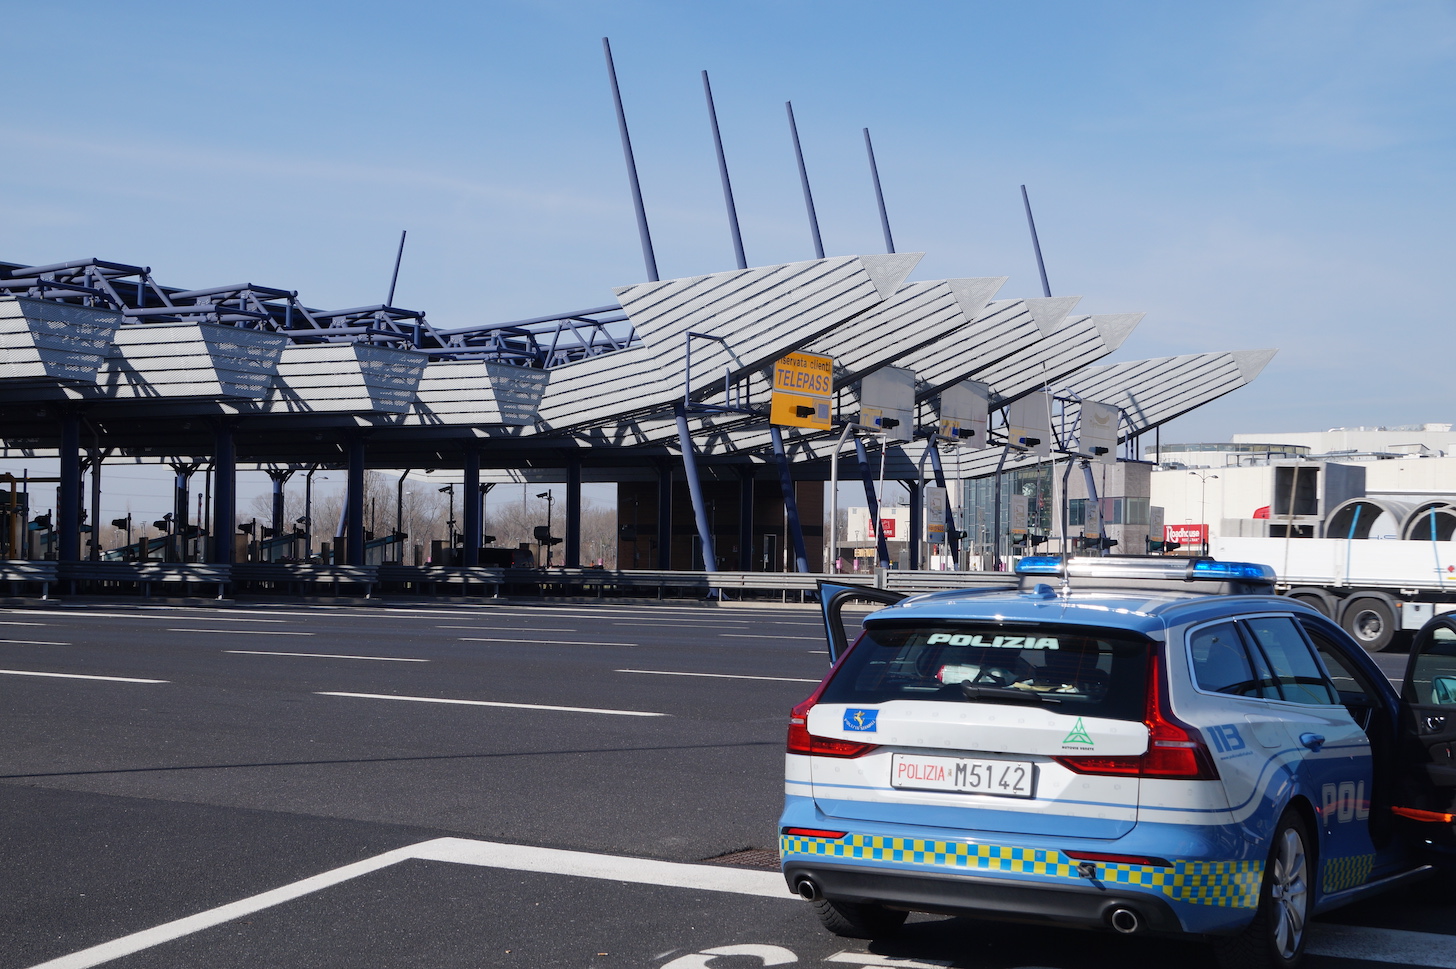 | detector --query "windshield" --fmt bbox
[820,621,1152,722]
